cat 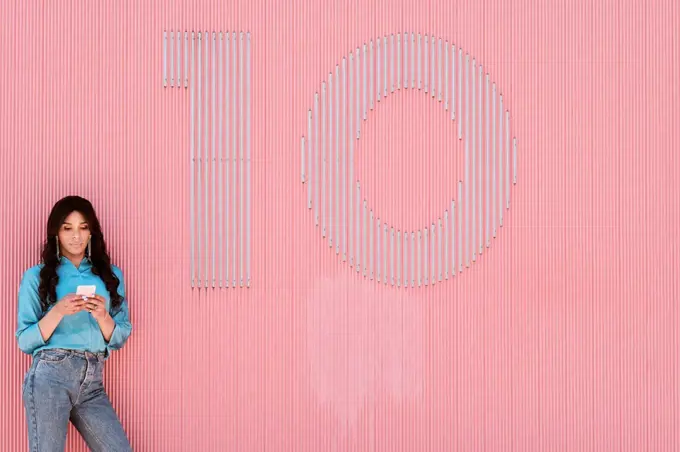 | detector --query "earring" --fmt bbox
[56,237,60,258]
[87,238,92,257]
